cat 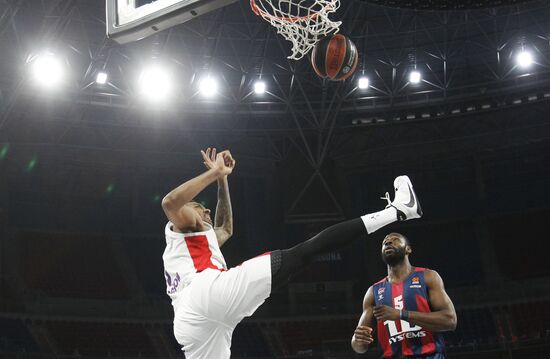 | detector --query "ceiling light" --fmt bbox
[139,66,171,101]
[358,77,369,89]
[199,77,218,97]
[409,70,421,84]
[254,81,266,94]
[96,72,108,84]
